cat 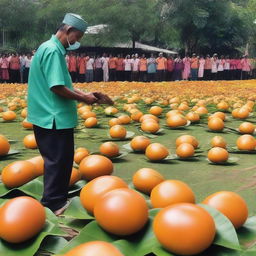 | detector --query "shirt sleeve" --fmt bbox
[42,50,66,88]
